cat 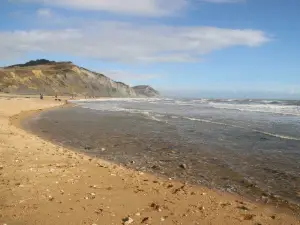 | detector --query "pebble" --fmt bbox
[0,165,3,170]
[101,148,106,151]
[151,165,160,170]
[123,217,134,225]
[243,214,255,220]
[135,212,141,216]
[179,164,187,169]
[90,193,96,199]
[141,217,150,223]
[48,195,54,201]
[237,205,249,211]
[150,203,162,211]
